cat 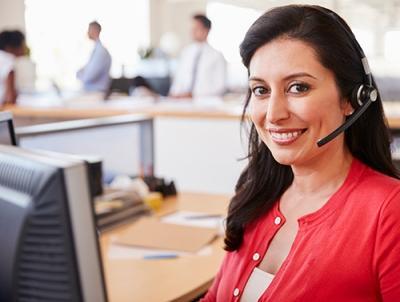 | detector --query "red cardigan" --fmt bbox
[201,159,400,301]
